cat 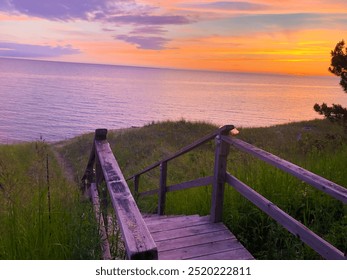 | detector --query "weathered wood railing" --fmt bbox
[127,125,347,260]
[82,129,157,260]
[129,125,234,218]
